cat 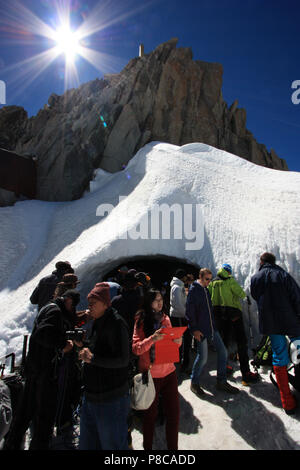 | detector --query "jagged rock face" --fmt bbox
[0,106,28,150]
[0,38,288,202]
